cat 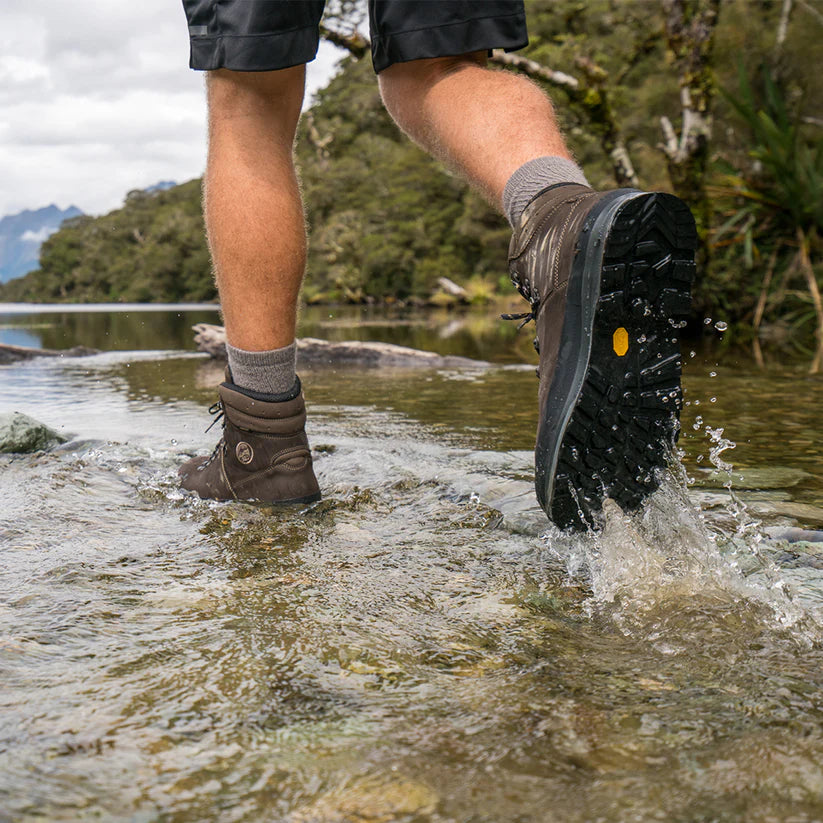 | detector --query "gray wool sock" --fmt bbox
[226,340,297,396]
[502,156,590,227]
